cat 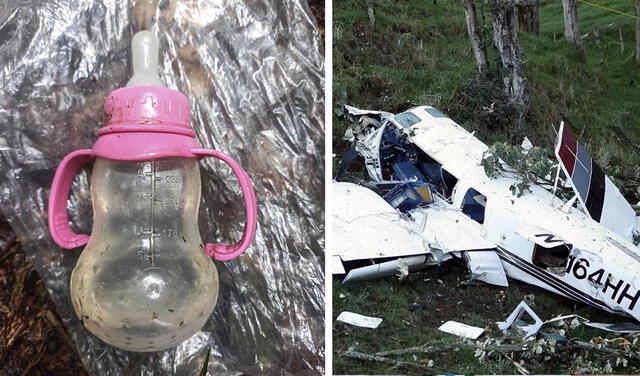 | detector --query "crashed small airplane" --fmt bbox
[333,104,640,322]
